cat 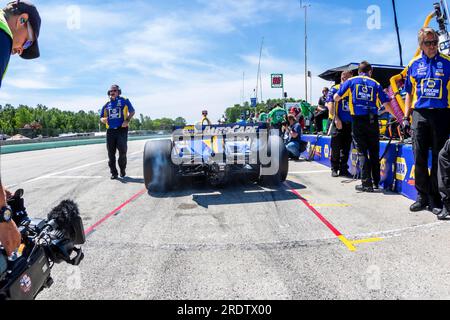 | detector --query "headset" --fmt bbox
[107,85,122,97]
